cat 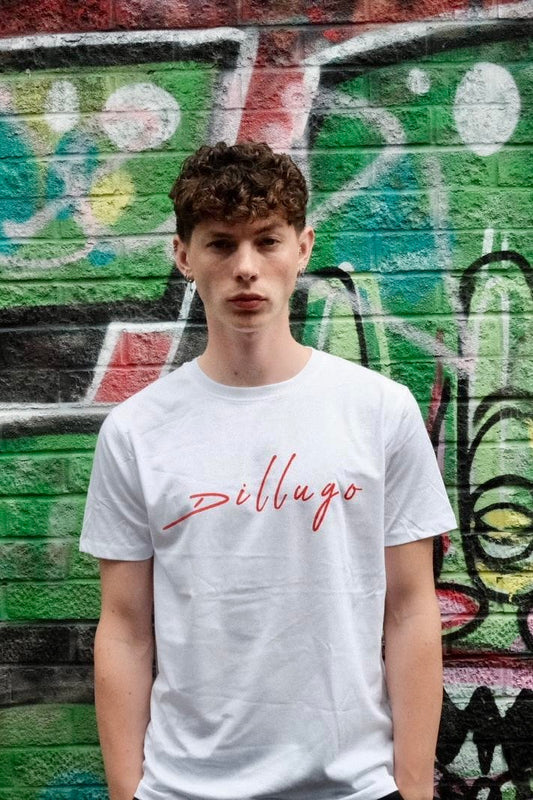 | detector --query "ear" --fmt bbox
[297,225,315,275]
[173,235,193,281]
